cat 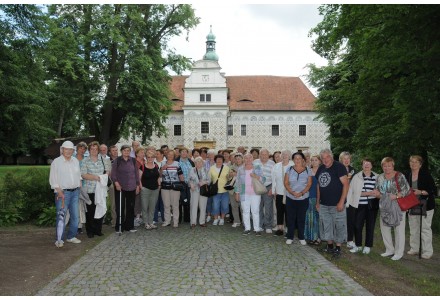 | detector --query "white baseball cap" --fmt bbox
[61,141,75,149]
